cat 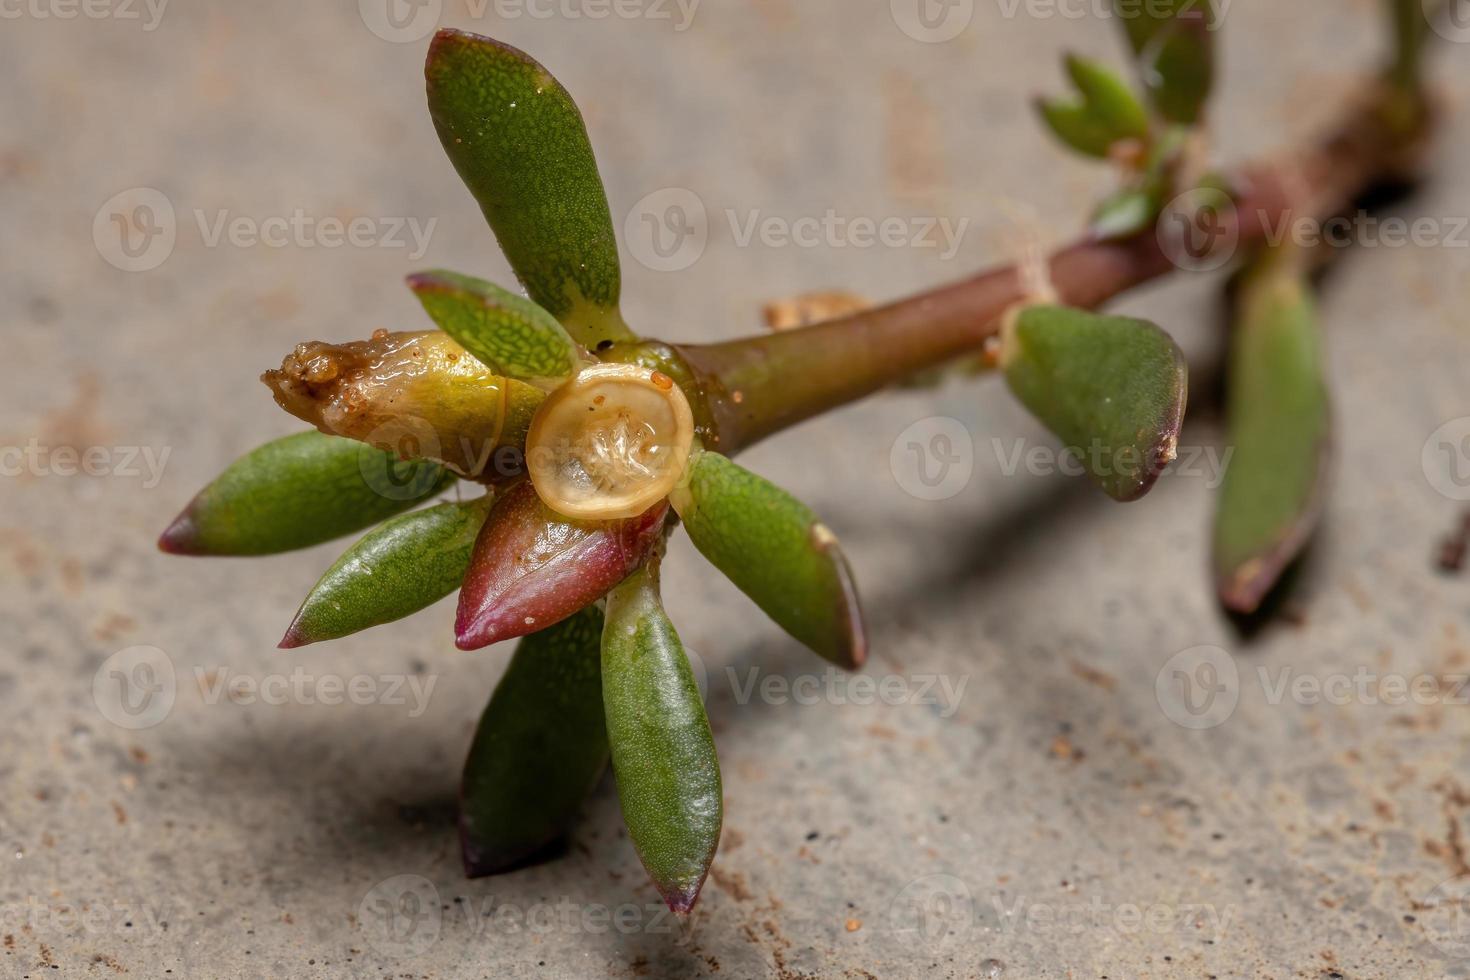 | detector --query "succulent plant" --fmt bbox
[160,0,1436,915]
